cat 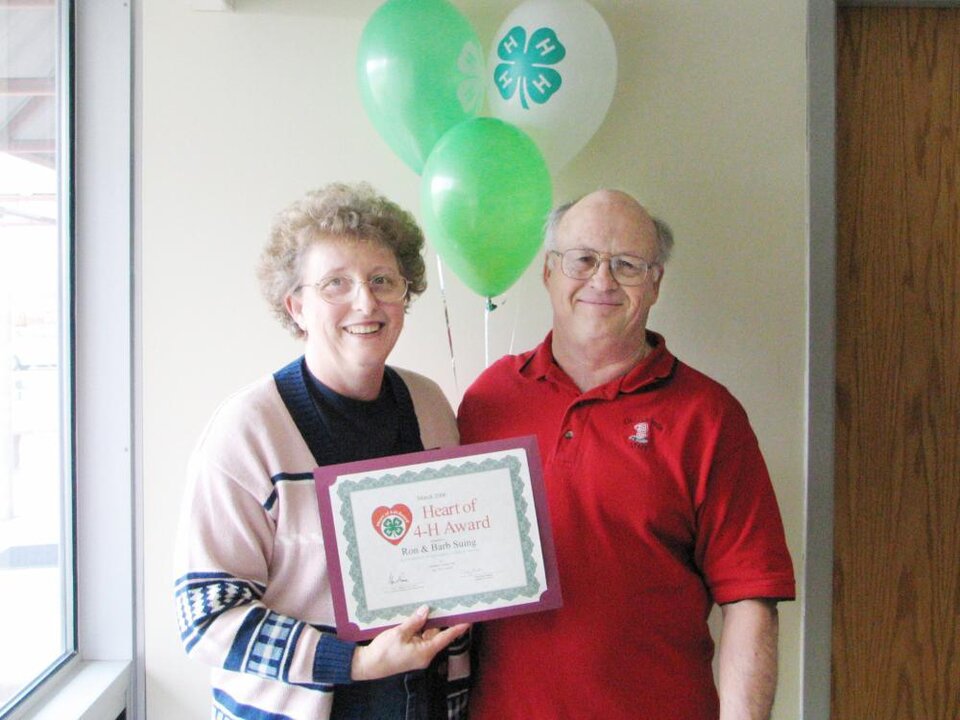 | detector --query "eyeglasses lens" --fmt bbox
[311,274,408,304]
[559,250,649,286]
